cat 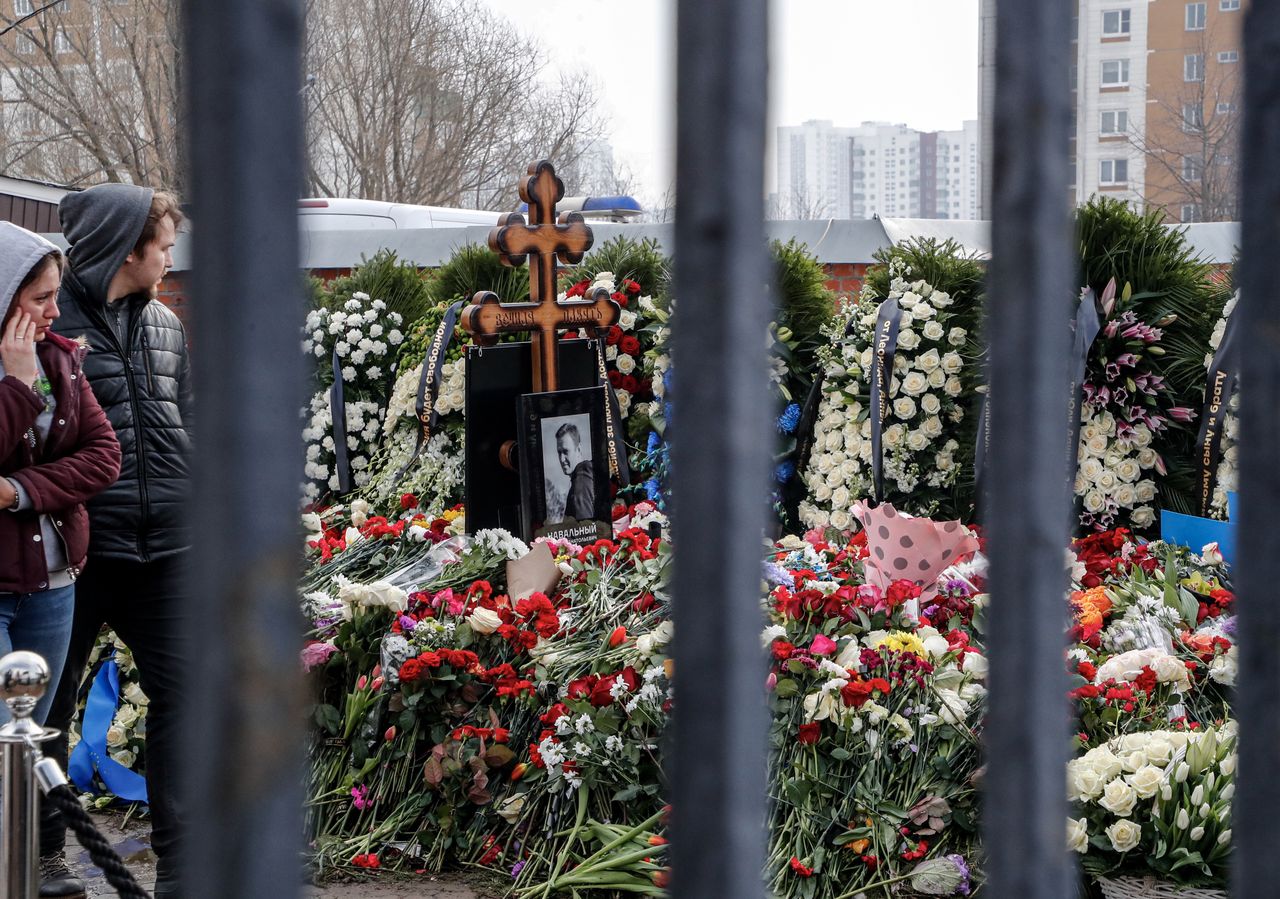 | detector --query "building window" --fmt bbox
[1181,204,1201,222]
[1220,0,1240,9]
[1183,155,1203,182]
[13,0,33,14]
[1100,110,1129,135]
[1182,104,1203,132]
[1185,54,1204,82]
[15,33,34,54]
[1103,9,1131,35]
[53,27,71,54]
[1101,59,1131,86]
[111,23,127,48]
[1186,2,1207,30]
[1218,50,1239,63]
[1217,101,1237,114]
[1100,159,1129,185]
